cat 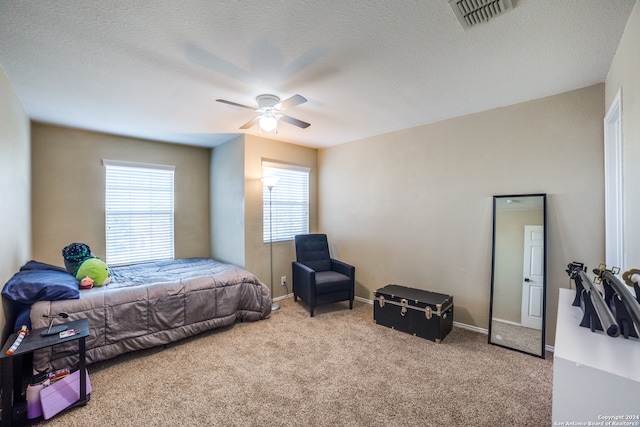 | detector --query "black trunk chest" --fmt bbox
[374,284,454,343]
